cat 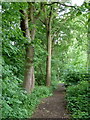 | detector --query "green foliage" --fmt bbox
[2,2,89,119]
[34,38,47,85]
[2,69,53,118]
[66,81,90,119]
[2,3,54,119]
[22,86,53,117]
[63,70,90,86]
[51,80,59,90]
